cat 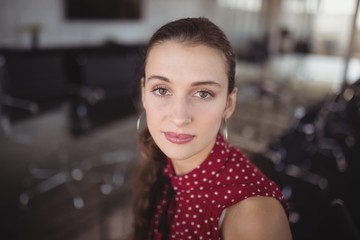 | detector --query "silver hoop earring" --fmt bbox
[136,112,146,134]
[222,118,228,140]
